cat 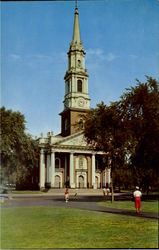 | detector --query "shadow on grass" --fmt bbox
[46,194,158,203]
[44,197,158,220]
